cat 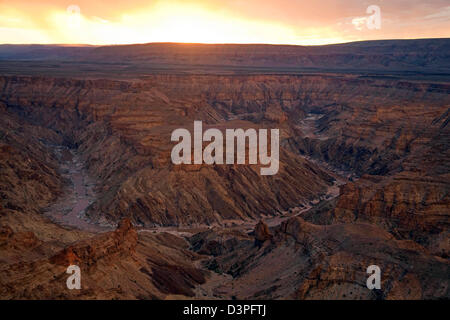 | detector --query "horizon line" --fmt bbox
[0,37,449,48]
